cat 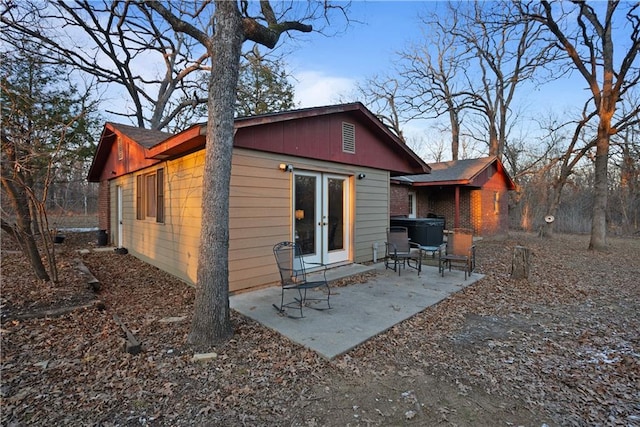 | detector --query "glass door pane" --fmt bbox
[327,178,344,251]
[294,174,317,256]
[294,172,350,265]
[324,174,350,264]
